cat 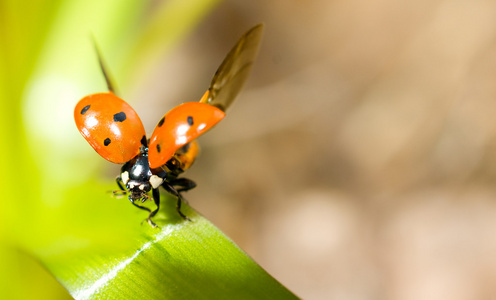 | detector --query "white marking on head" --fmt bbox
[121,171,129,185]
[150,175,164,189]
[139,184,145,191]
[129,182,135,189]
